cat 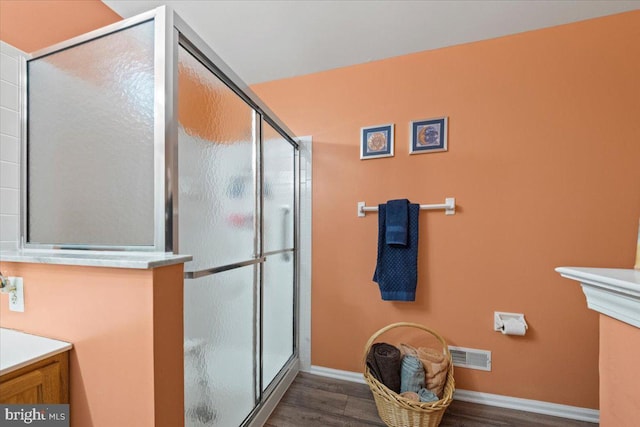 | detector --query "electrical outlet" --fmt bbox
[9,277,24,312]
